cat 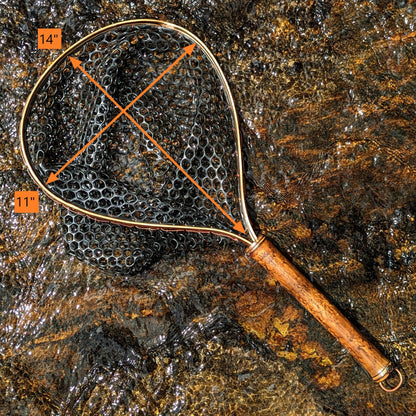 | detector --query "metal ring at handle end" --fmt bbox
[379,368,404,392]
[372,362,393,383]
